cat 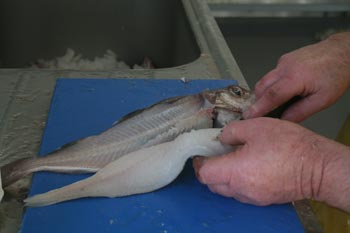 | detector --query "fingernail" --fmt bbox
[193,157,205,168]
[193,157,206,181]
